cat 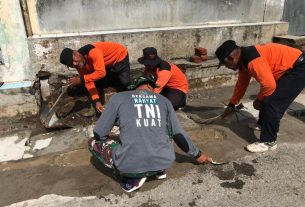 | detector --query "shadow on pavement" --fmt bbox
[90,156,119,182]
[183,105,259,144]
